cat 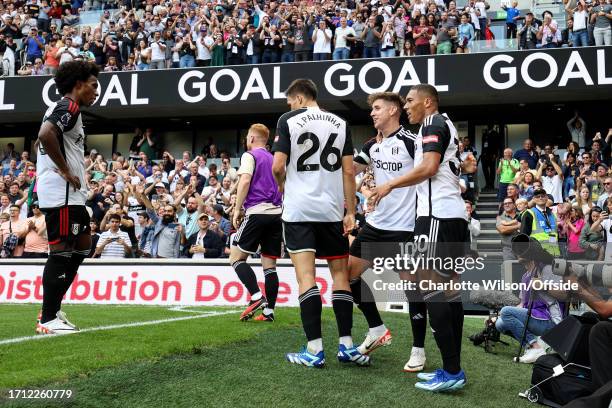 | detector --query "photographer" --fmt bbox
[495,255,564,363]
